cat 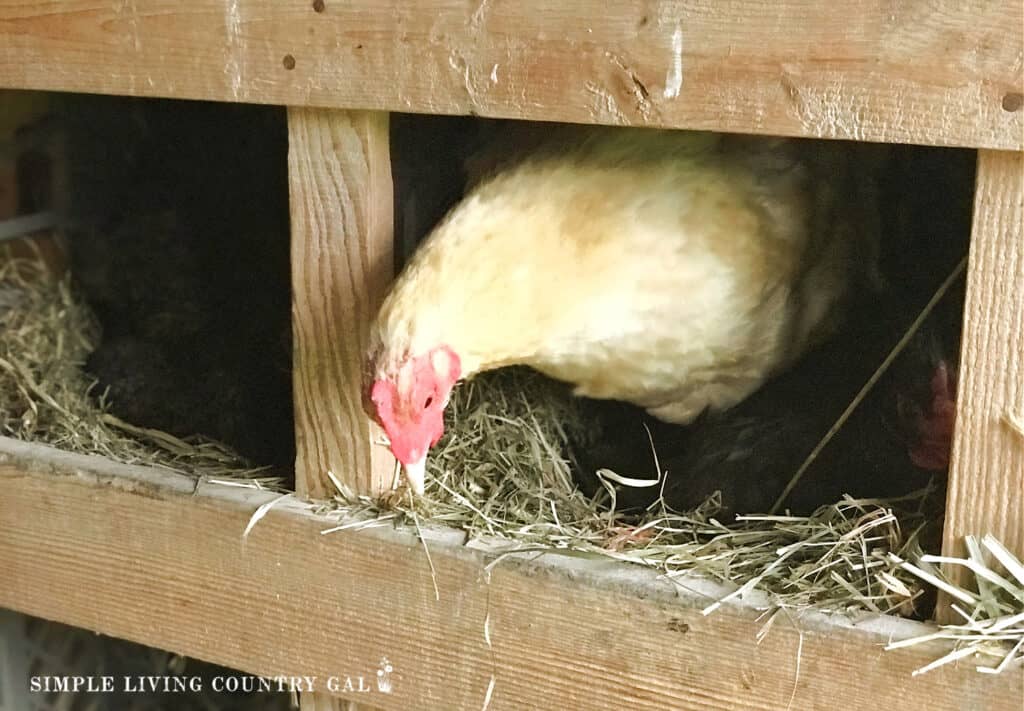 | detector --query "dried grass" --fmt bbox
[889,535,1024,674]
[6,247,1019,677]
[319,368,1022,675]
[0,249,277,484]
[321,369,935,618]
